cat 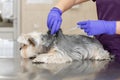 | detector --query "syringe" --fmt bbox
[66,25,79,32]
